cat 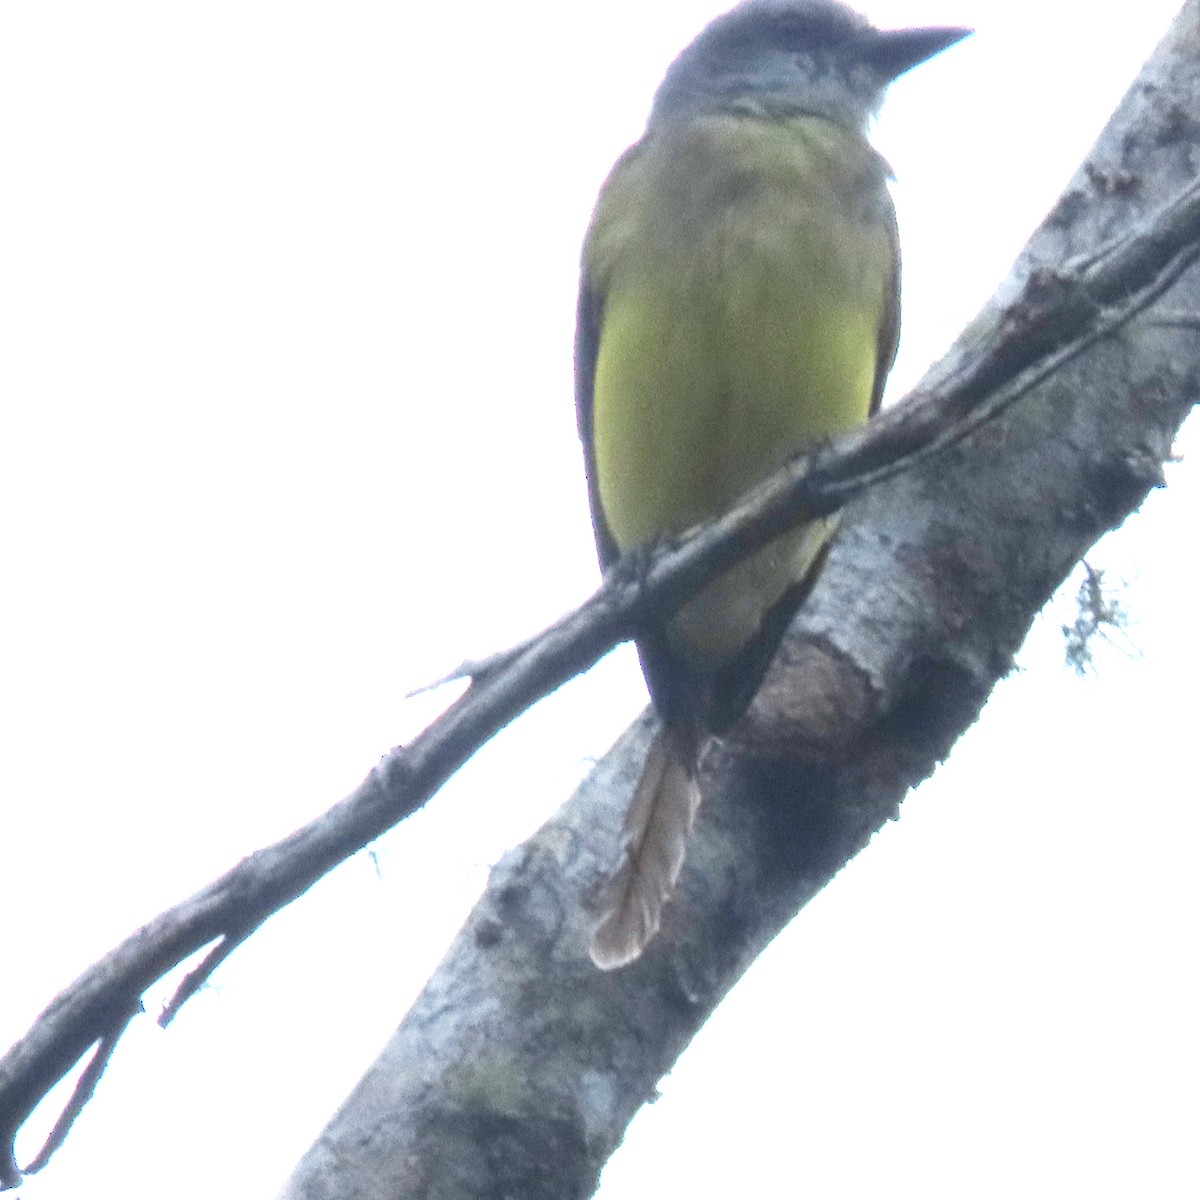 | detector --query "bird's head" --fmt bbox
[651,0,970,131]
